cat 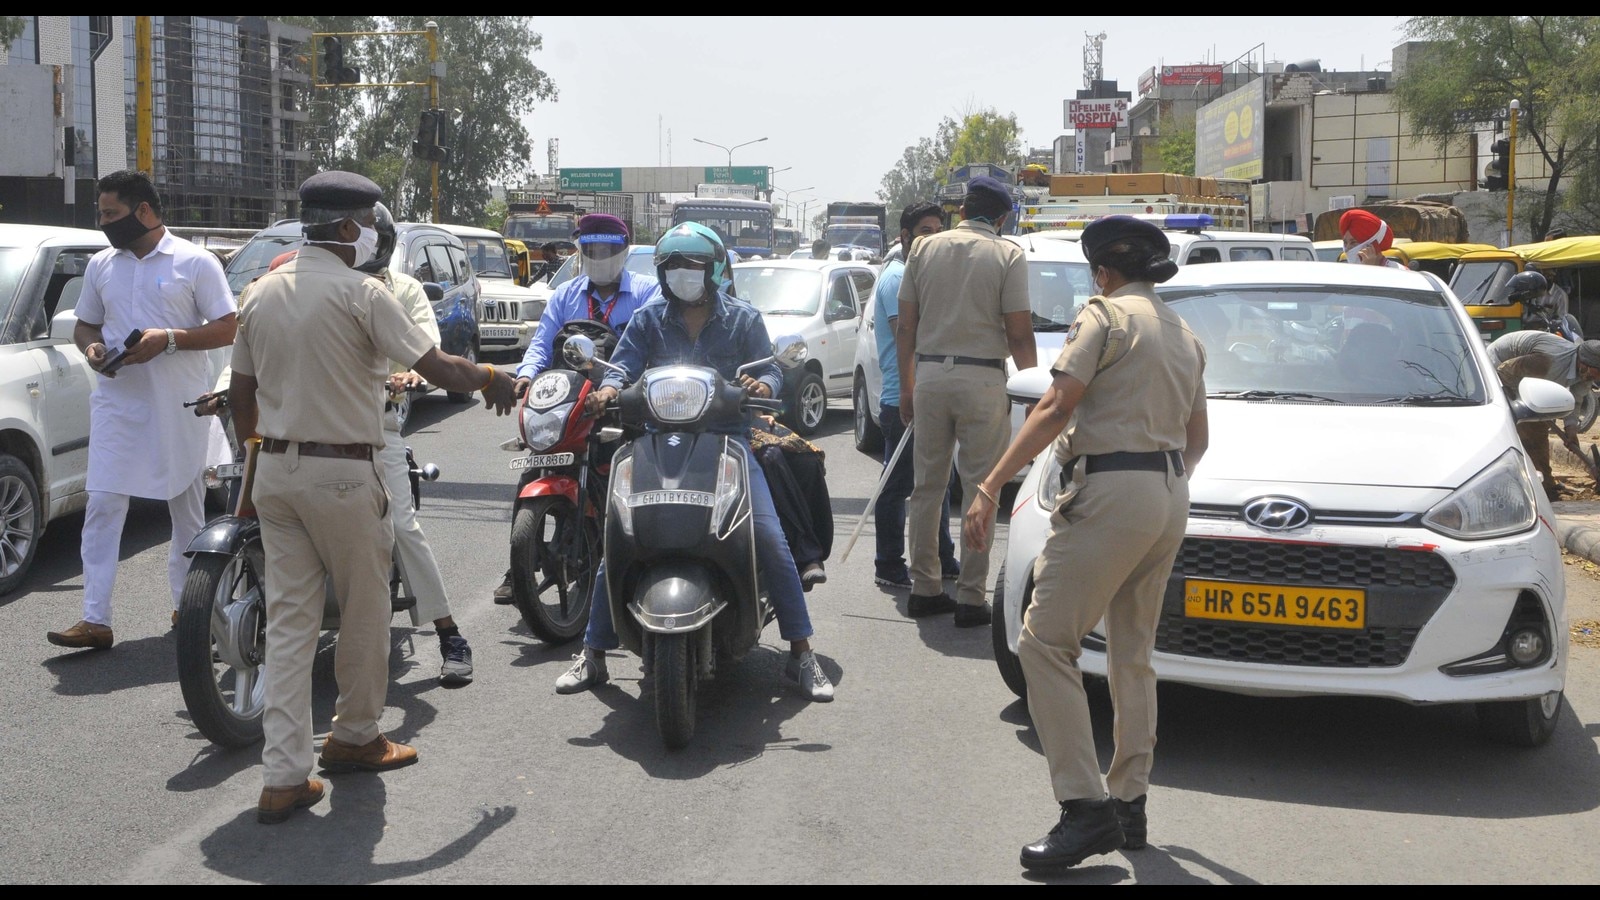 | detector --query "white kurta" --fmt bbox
[76,231,238,499]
